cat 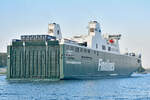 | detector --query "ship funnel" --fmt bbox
[88,21,101,36]
[48,23,62,39]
